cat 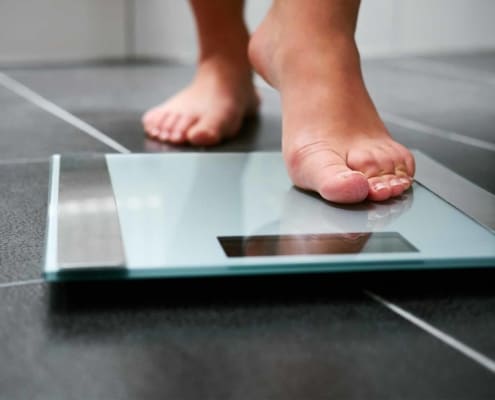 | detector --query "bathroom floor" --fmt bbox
[1,52,494,399]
